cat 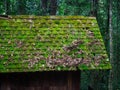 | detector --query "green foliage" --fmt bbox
[59,0,90,16]
[0,0,92,16]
